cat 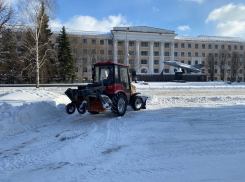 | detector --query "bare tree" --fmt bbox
[218,49,228,81]
[230,51,240,81]
[17,0,58,88]
[205,53,216,81]
[0,0,14,34]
